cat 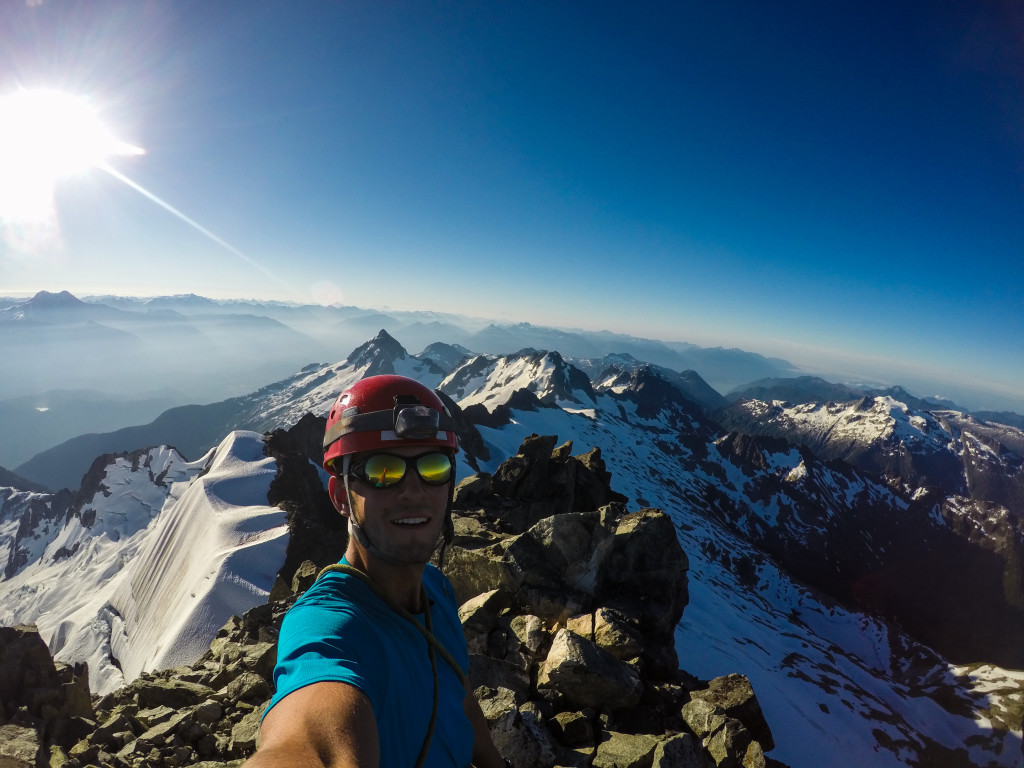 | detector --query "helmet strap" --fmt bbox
[435,482,455,569]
